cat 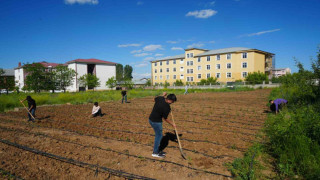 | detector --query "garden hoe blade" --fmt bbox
[171,111,187,160]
